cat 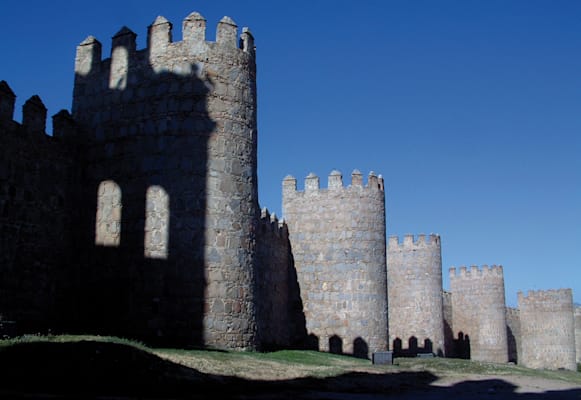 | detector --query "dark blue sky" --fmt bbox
[1,1,579,306]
